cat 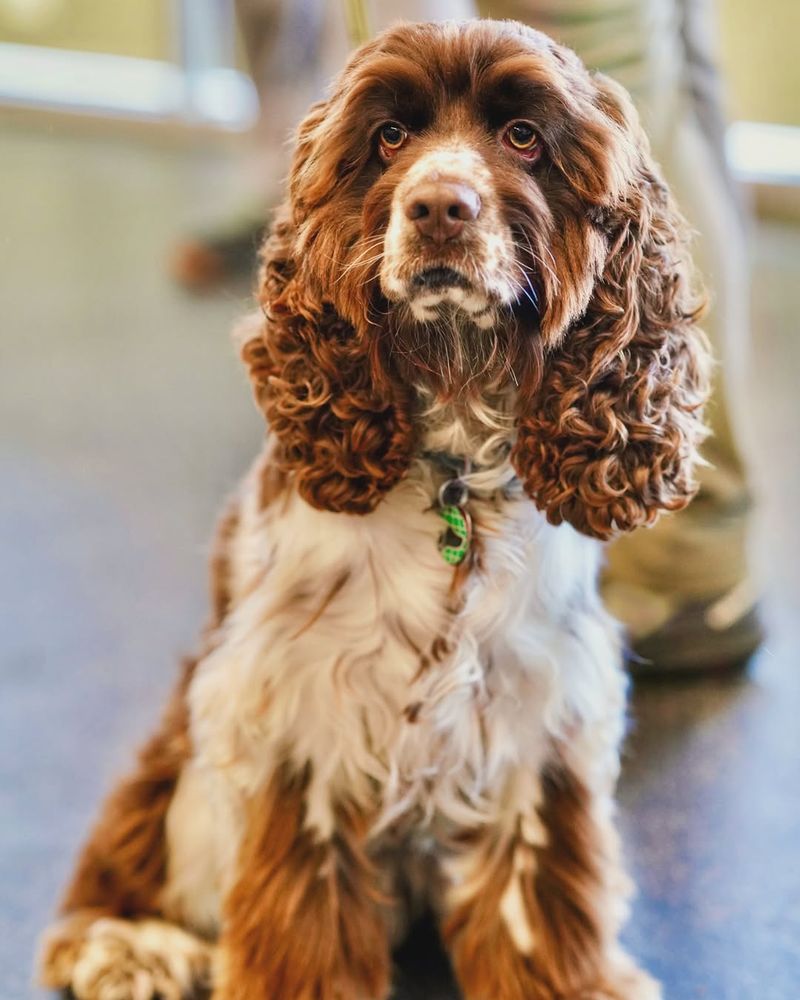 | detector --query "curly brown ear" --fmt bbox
[239,208,414,515]
[512,82,711,540]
